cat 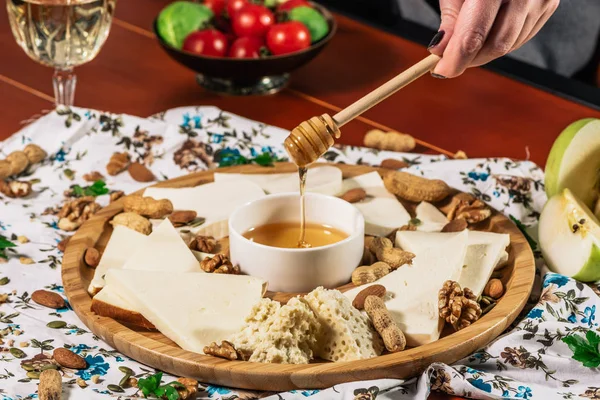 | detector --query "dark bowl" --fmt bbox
[154,3,337,95]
